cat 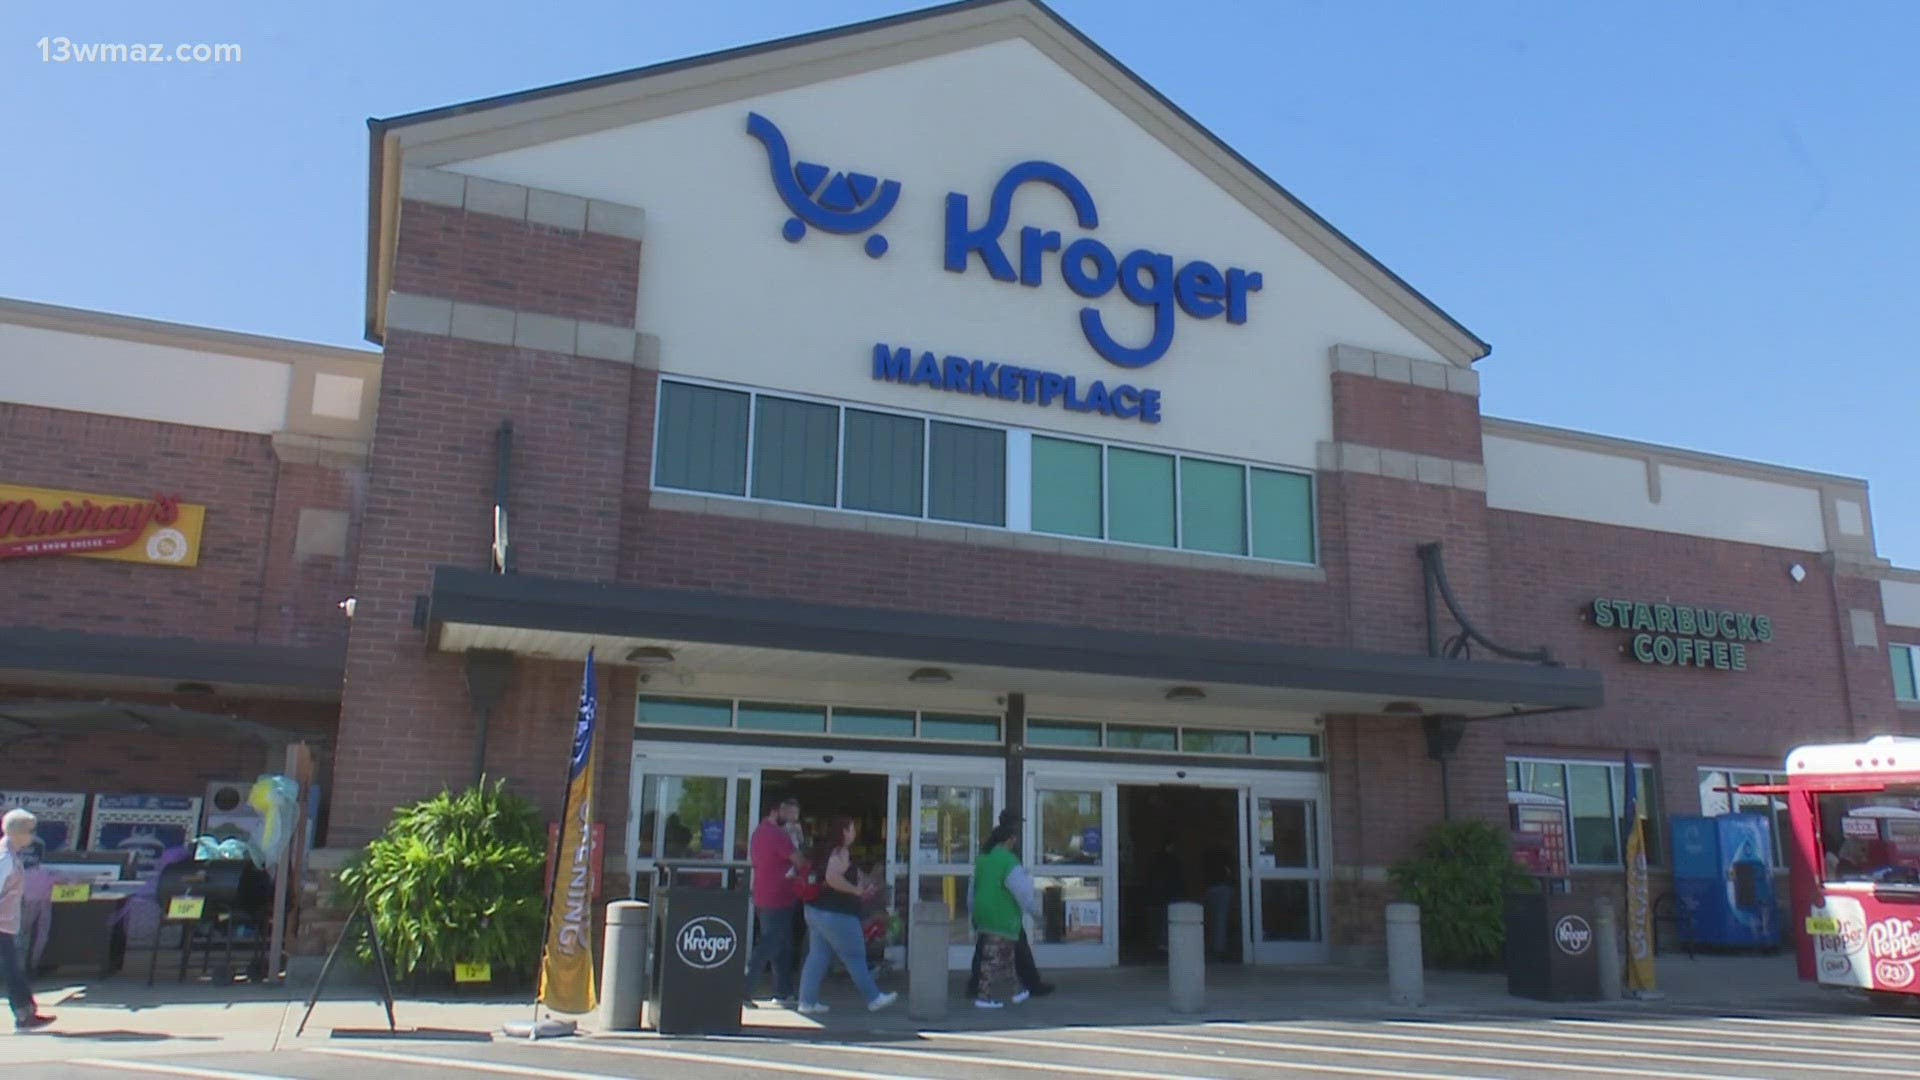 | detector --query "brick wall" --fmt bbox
[390,201,641,327]
[1330,372,1482,462]
[0,403,363,653]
